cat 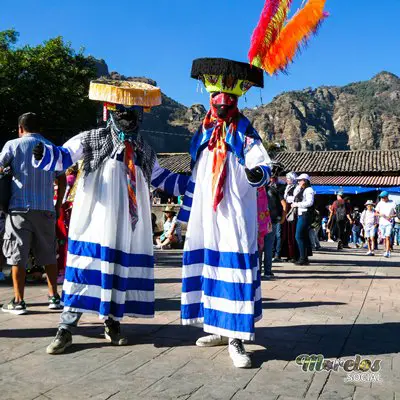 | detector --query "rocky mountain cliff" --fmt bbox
[96,61,400,153]
[243,71,400,151]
